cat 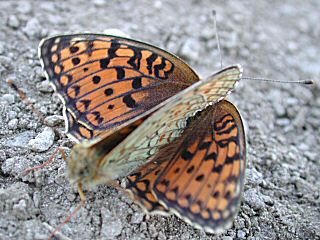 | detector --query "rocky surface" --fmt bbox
[0,0,319,239]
